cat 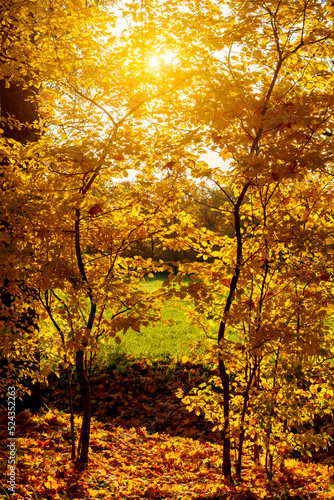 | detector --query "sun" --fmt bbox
[147,51,178,69]
[148,55,159,68]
